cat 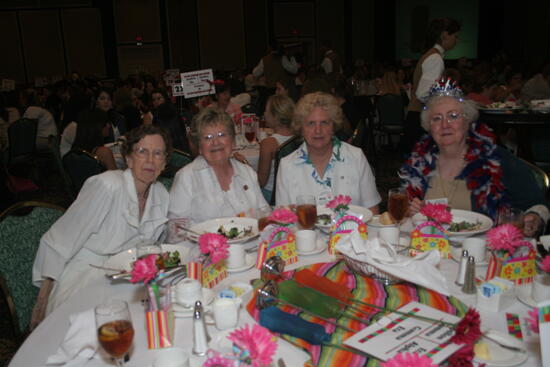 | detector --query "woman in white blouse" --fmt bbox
[168,108,267,225]
[276,92,380,212]
[31,125,172,327]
